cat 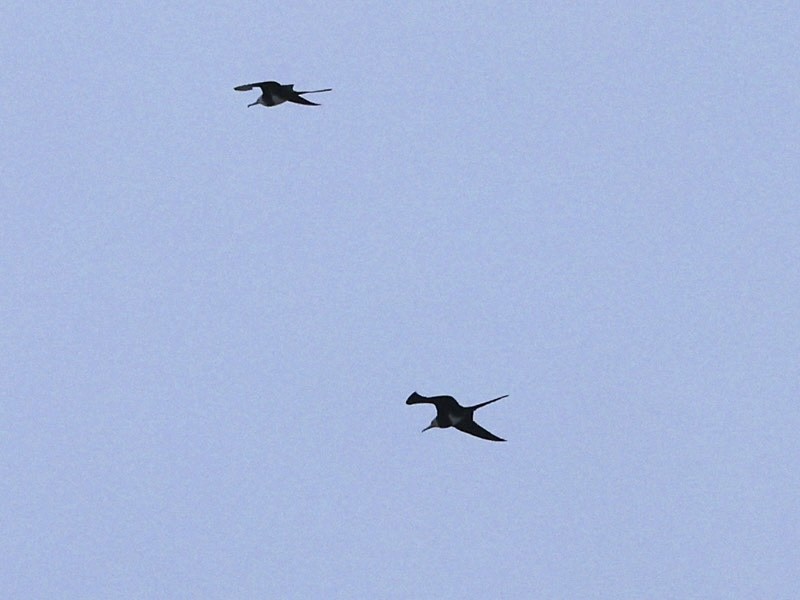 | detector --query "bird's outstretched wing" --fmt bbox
[234,81,279,92]
[467,394,509,411]
[406,393,459,410]
[455,420,506,442]
[406,393,462,421]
